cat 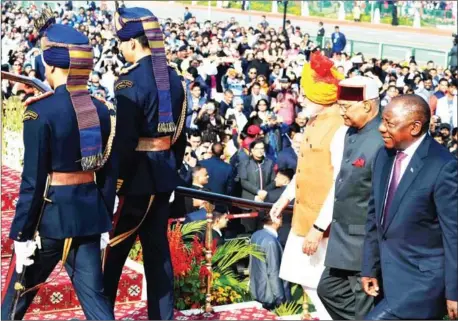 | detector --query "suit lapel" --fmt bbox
[382,136,431,234]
